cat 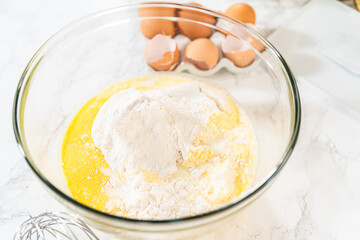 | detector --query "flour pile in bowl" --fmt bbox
[62,76,256,220]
